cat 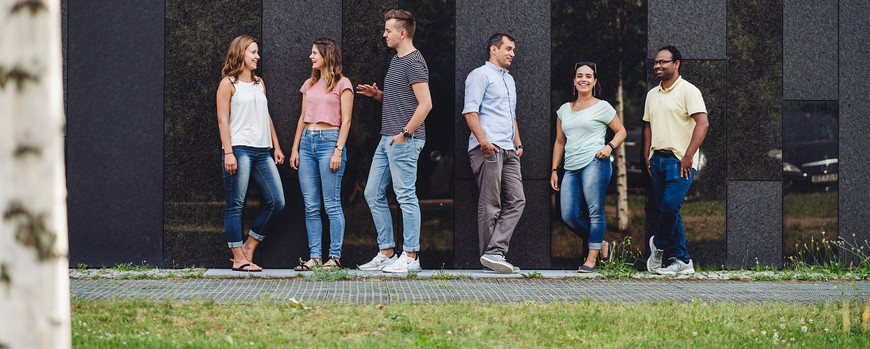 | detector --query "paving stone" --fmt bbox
[71,276,870,304]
